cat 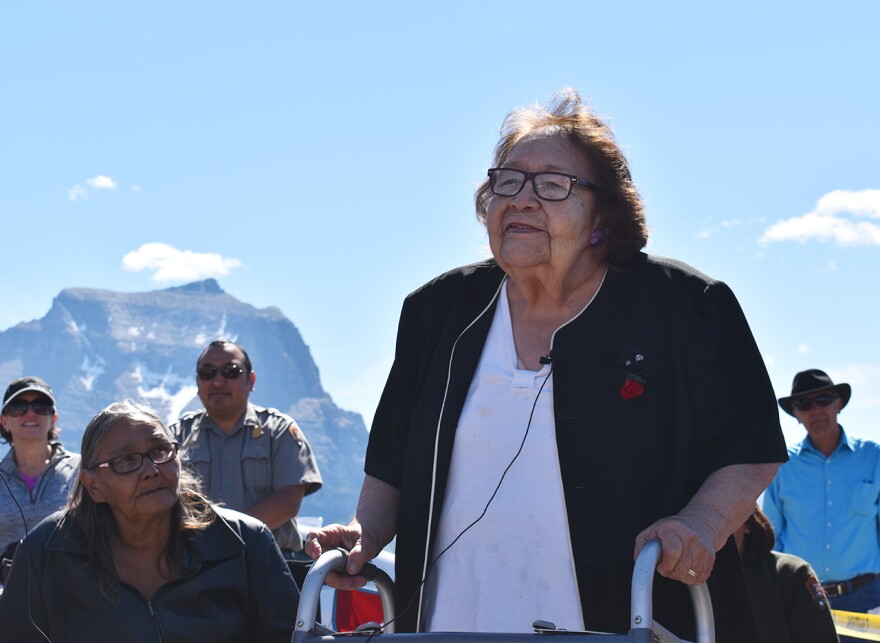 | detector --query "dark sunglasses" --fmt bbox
[791,394,838,412]
[3,399,55,417]
[197,363,246,381]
